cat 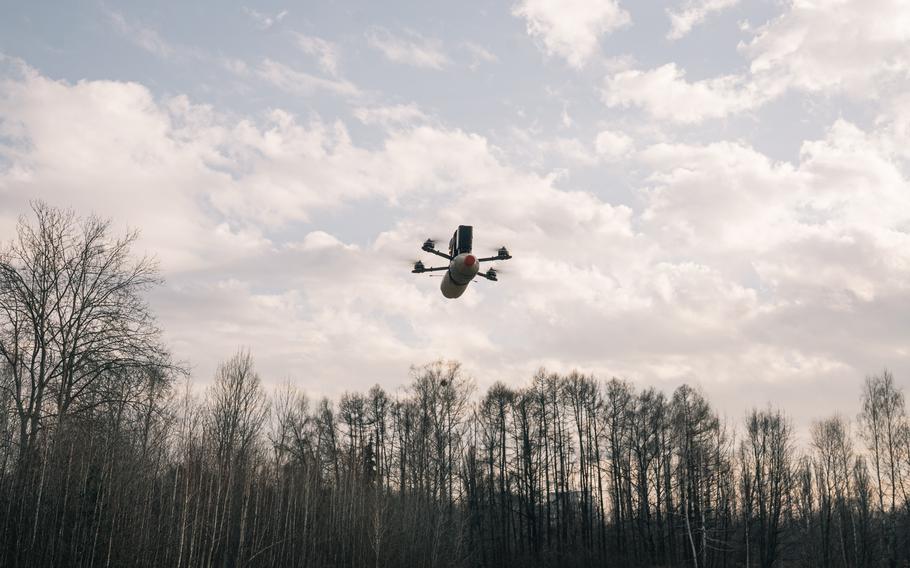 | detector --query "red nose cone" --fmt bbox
[464,255,476,267]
